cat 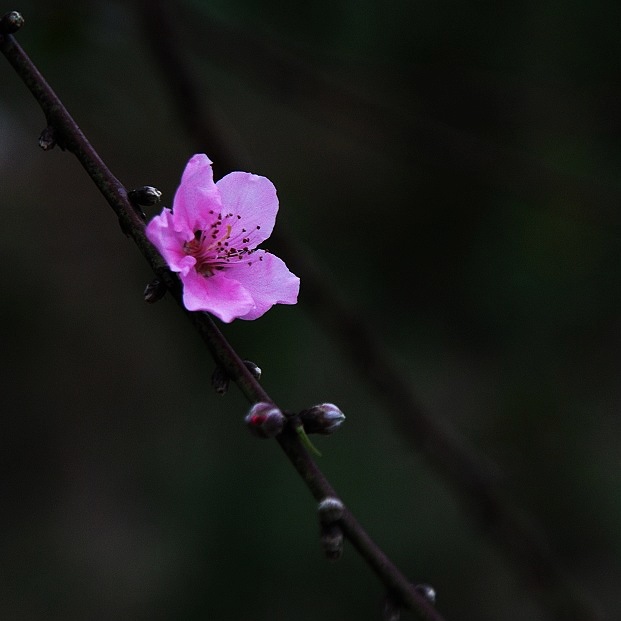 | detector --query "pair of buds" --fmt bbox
[245,402,346,439]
